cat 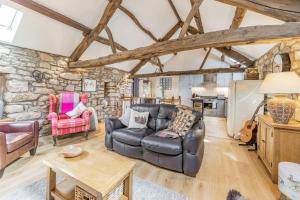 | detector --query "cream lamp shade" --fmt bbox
[259,72,300,94]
